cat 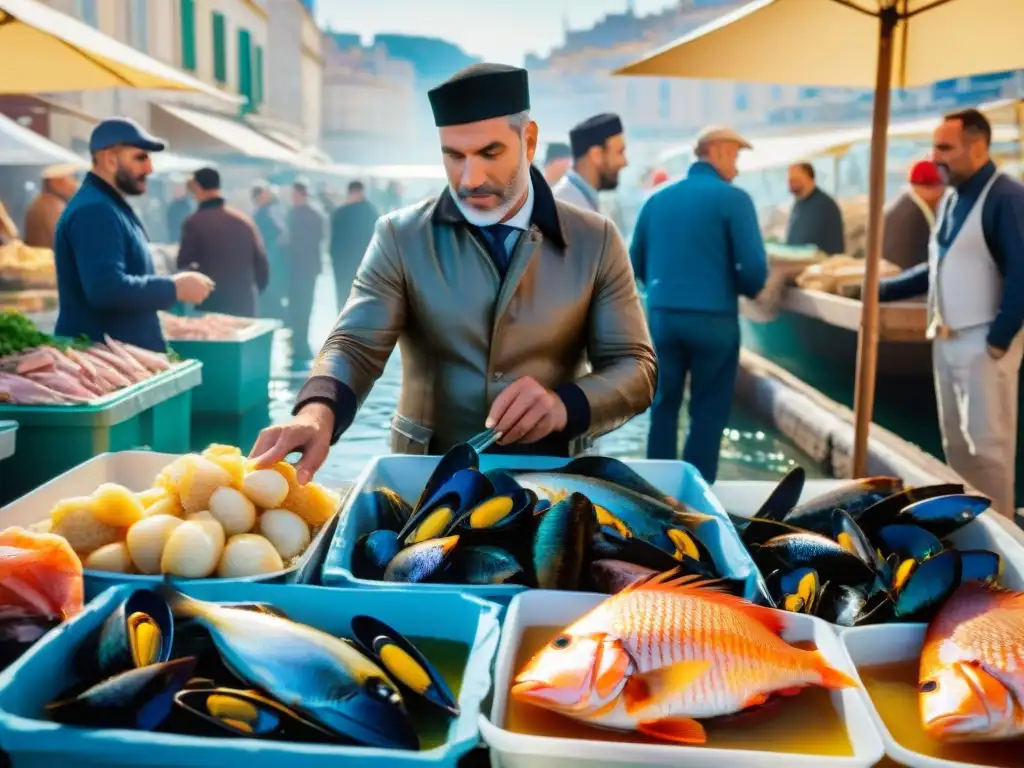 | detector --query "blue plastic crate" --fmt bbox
[0,582,501,767]
[321,455,765,604]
